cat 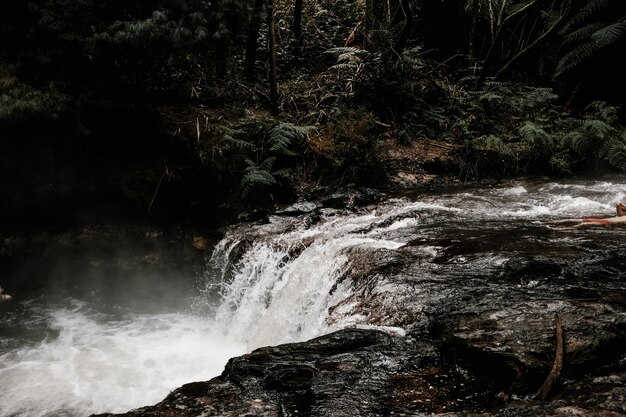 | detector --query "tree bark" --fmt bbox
[293,0,303,48]
[267,0,279,116]
[468,0,480,58]
[215,41,228,79]
[394,0,413,52]
[243,0,264,80]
